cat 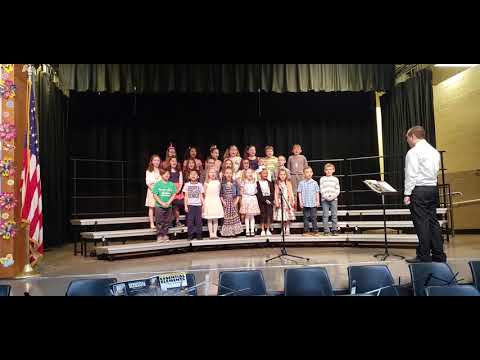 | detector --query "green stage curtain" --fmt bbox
[58,64,394,95]
[36,71,69,248]
[381,69,436,193]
